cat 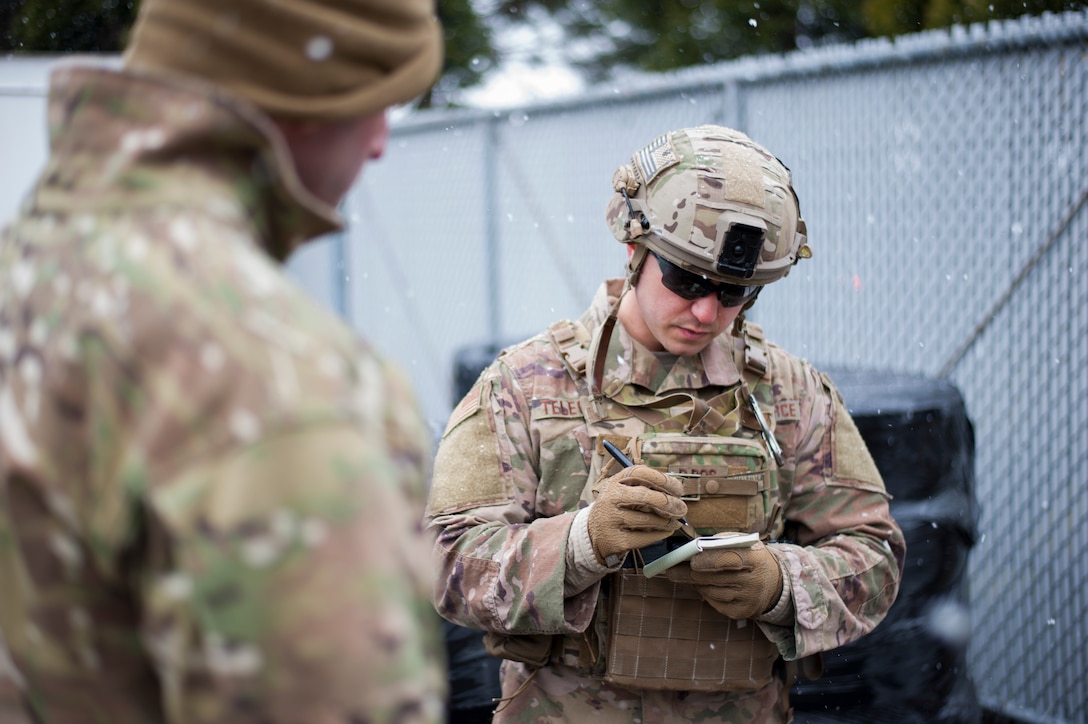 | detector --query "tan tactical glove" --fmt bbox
[587,466,687,565]
[689,541,784,620]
